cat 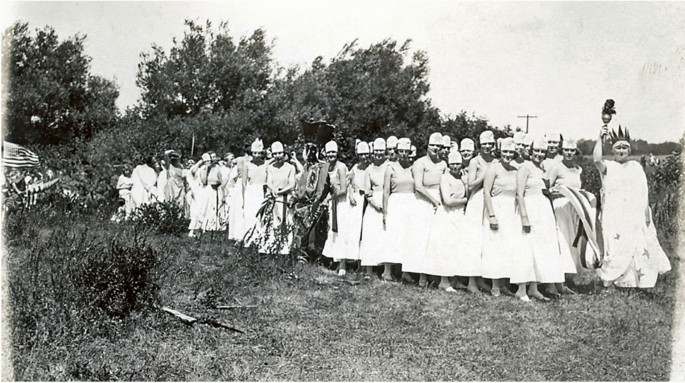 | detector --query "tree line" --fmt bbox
[3,19,680,167]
